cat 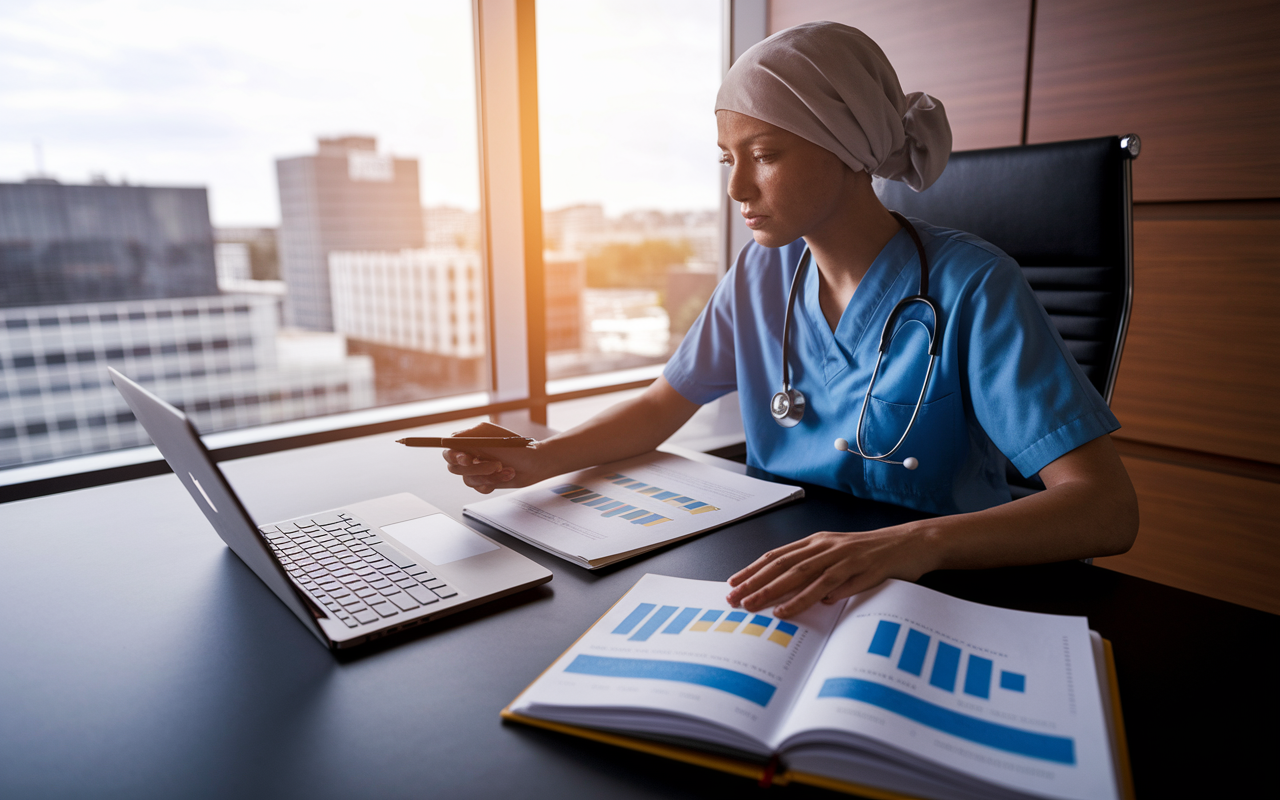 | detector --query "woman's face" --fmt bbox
[717,110,855,248]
